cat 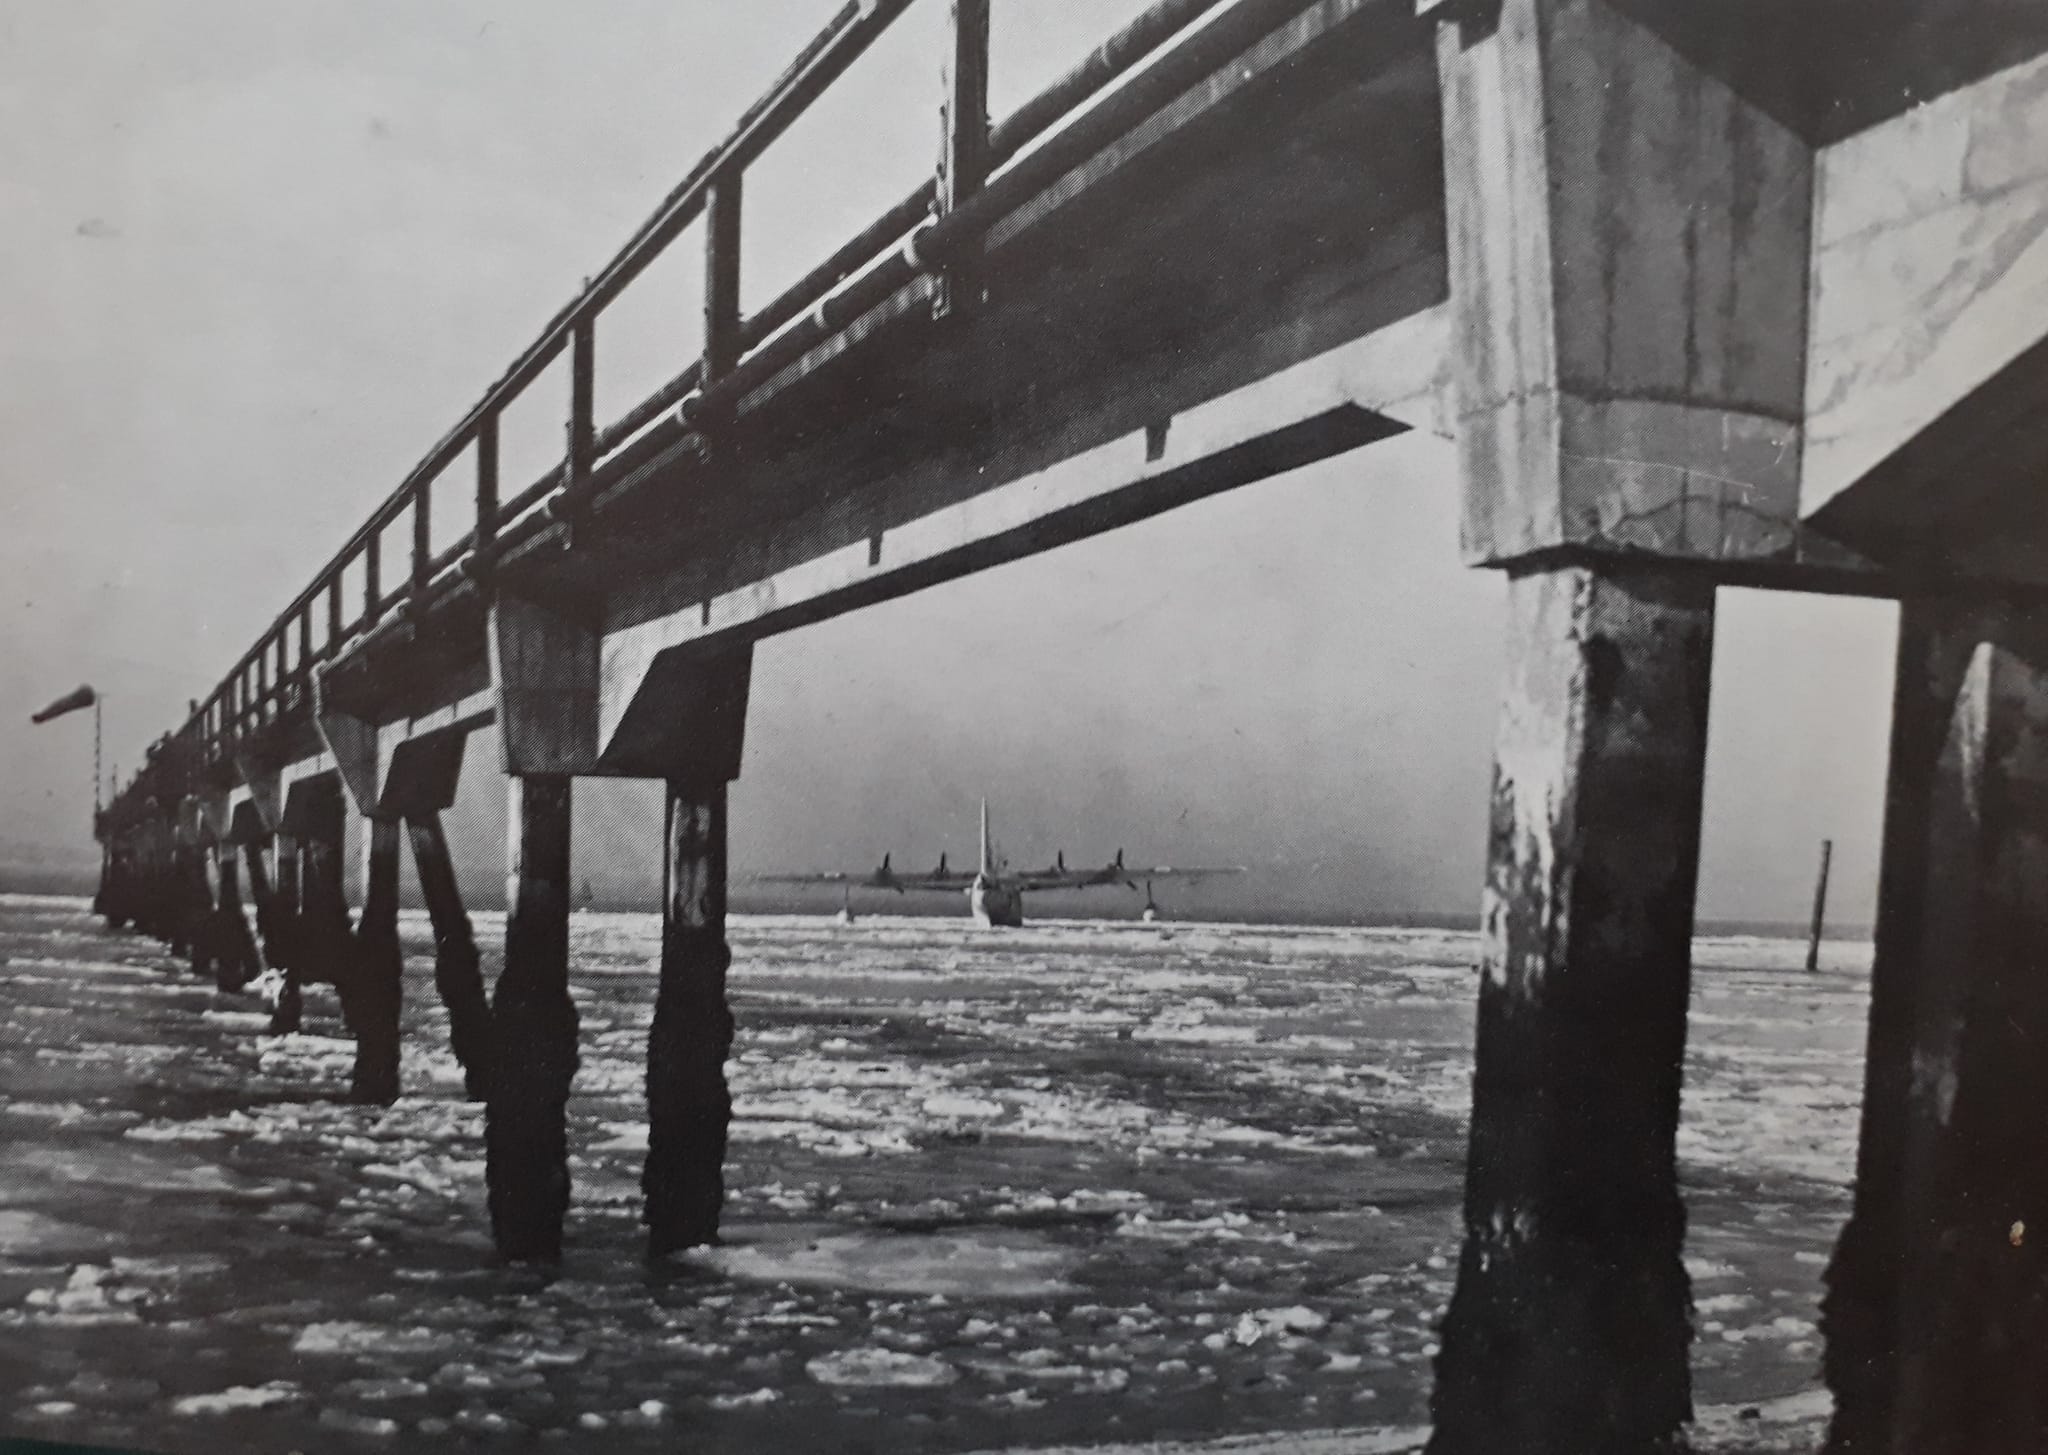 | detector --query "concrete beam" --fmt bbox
[490,595,600,777]
[600,316,1437,692]
[1436,0,1814,568]
[1799,53,2048,578]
